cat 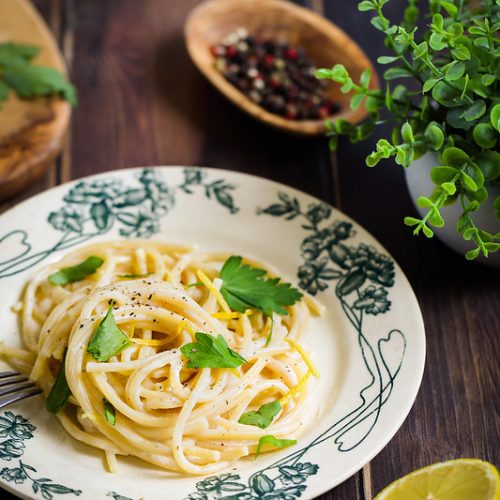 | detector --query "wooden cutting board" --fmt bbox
[0,0,71,200]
